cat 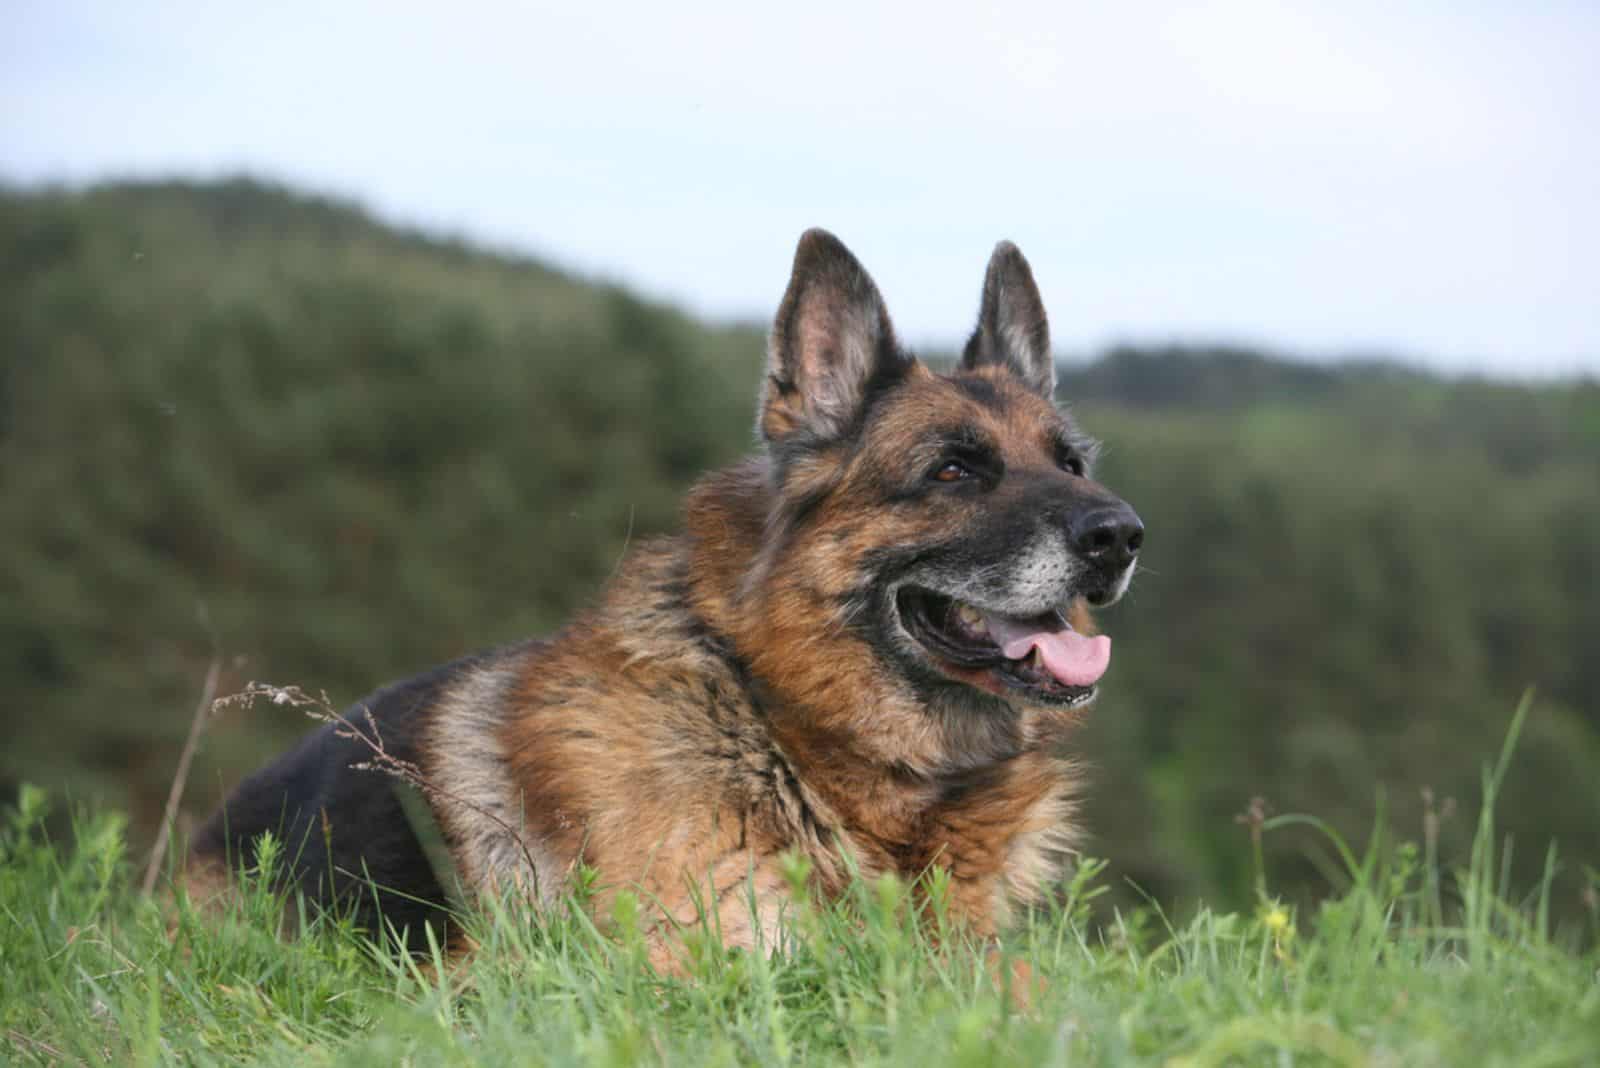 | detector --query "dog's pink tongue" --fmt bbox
[984,615,1111,687]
